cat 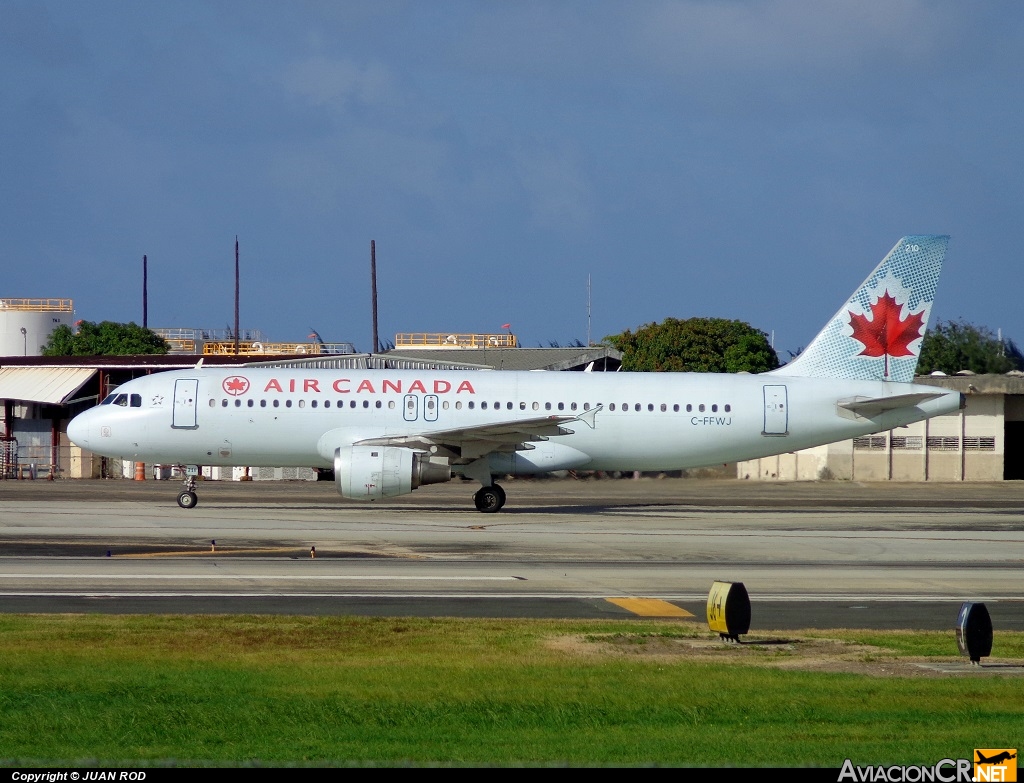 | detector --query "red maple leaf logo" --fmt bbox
[223,376,250,396]
[848,291,925,377]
